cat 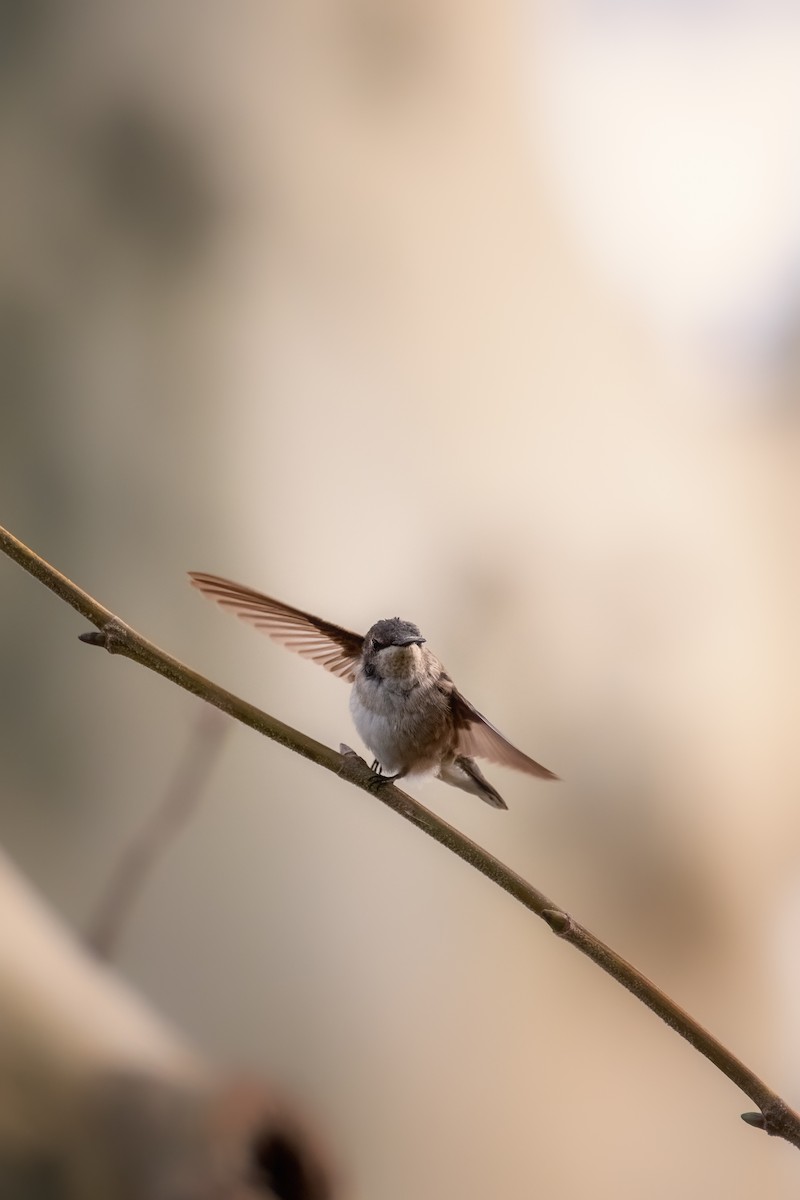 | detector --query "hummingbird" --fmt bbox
[188,573,557,809]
